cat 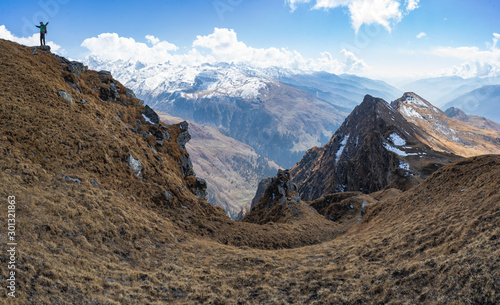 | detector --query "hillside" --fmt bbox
[1,38,499,304]
[159,113,280,219]
[443,85,500,123]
